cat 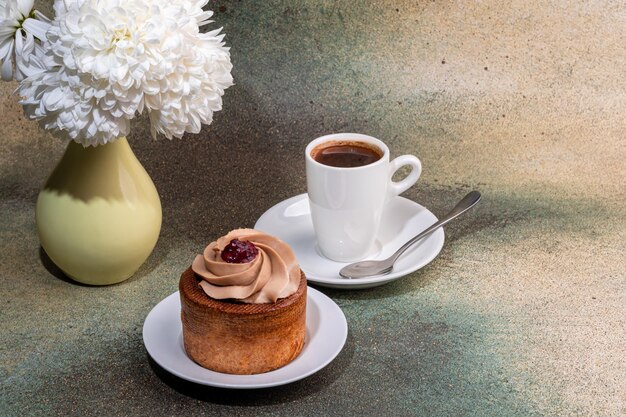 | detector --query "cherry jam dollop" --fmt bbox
[221,239,259,263]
